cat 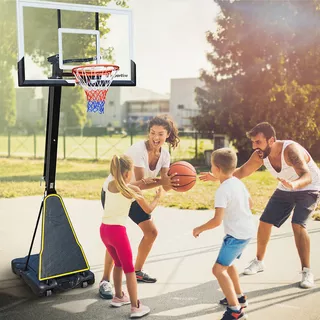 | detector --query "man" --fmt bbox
[200,122,320,288]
